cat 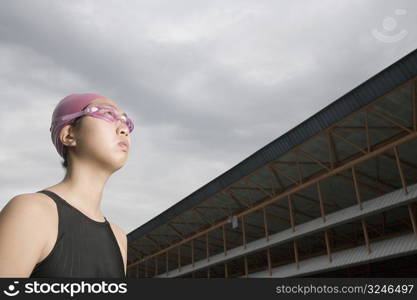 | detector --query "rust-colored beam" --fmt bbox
[352,166,363,210]
[272,164,300,185]
[192,207,214,226]
[263,207,269,241]
[355,169,398,190]
[146,233,200,250]
[316,181,326,223]
[167,223,186,239]
[337,173,385,196]
[327,130,338,169]
[362,219,371,254]
[224,189,250,208]
[270,161,389,198]
[369,108,413,134]
[294,192,338,209]
[145,235,162,250]
[170,220,204,227]
[271,201,315,220]
[244,176,274,198]
[324,230,332,262]
[267,248,272,276]
[276,159,404,192]
[198,205,232,211]
[331,130,367,154]
[128,243,146,258]
[241,215,247,249]
[268,164,286,192]
[393,146,408,194]
[334,126,411,131]
[288,195,295,232]
[294,240,299,269]
[298,149,330,172]
[408,203,417,239]
[260,207,290,225]
[223,225,227,256]
[244,255,248,277]
[382,152,417,173]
